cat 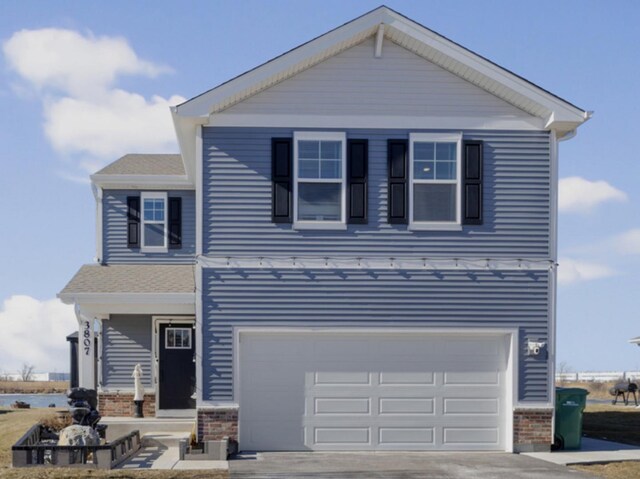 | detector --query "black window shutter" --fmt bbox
[168,197,182,248]
[347,139,368,224]
[387,139,408,224]
[127,196,140,247]
[272,138,293,223]
[462,140,484,225]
